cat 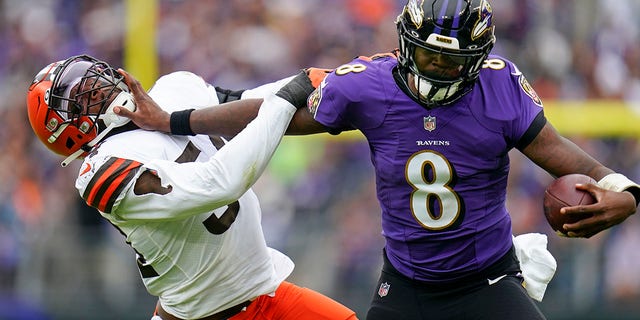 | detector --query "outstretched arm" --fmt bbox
[522,121,639,238]
[115,69,329,139]
[185,98,328,137]
[117,71,320,218]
